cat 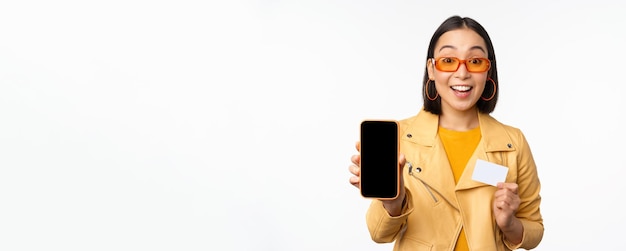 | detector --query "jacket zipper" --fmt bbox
[408,164,438,203]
